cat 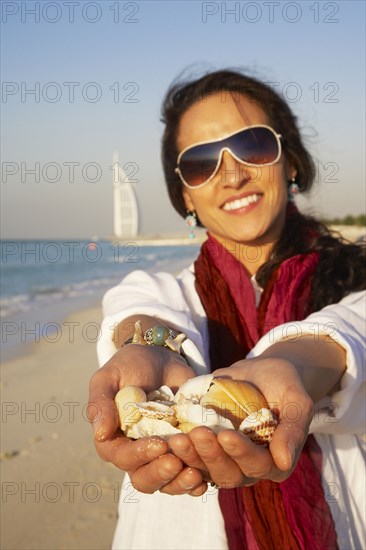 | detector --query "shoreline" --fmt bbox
[1,297,102,365]
[1,304,123,550]
[1,233,207,245]
[111,232,207,246]
[1,298,104,364]
[2,224,364,243]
